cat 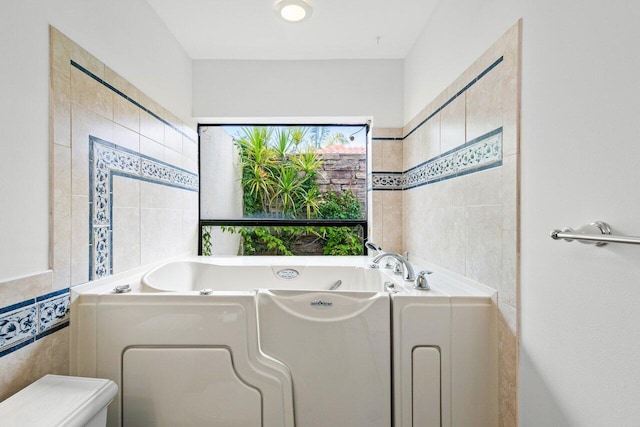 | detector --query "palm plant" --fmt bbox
[293,150,323,178]
[271,164,303,216]
[326,133,348,146]
[300,187,321,219]
[236,127,276,213]
[273,128,293,160]
[309,126,330,149]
